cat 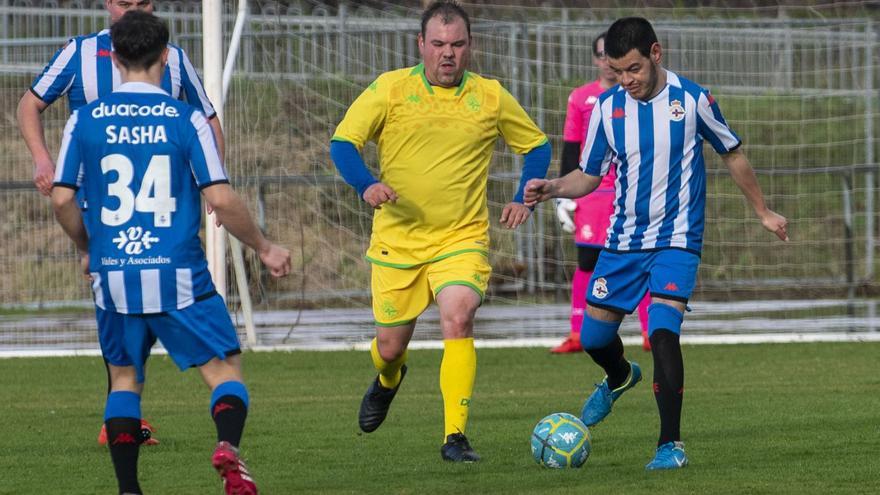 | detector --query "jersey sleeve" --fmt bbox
[54,110,83,189]
[177,47,217,119]
[497,86,548,154]
[331,75,390,149]
[579,99,613,177]
[185,110,228,188]
[31,39,78,105]
[562,89,584,143]
[695,91,741,154]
